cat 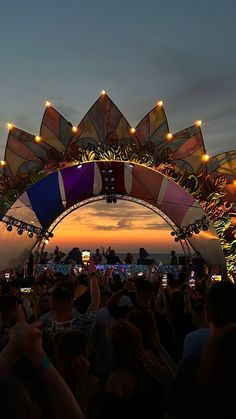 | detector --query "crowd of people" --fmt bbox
[35,246,205,270]
[36,246,135,267]
[0,249,235,418]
